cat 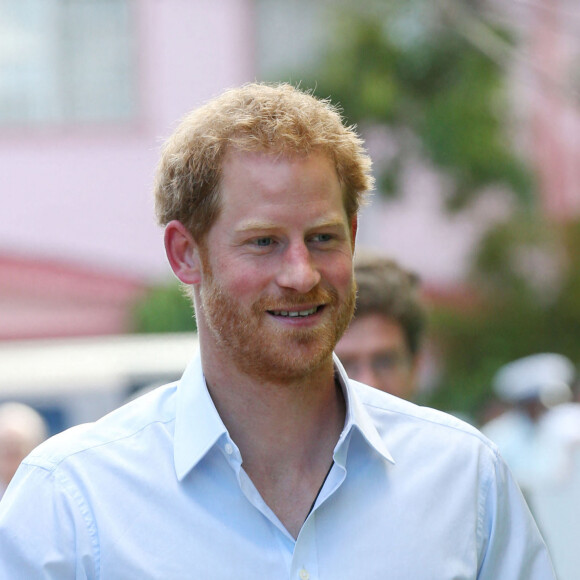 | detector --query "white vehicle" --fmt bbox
[0,333,197,435]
